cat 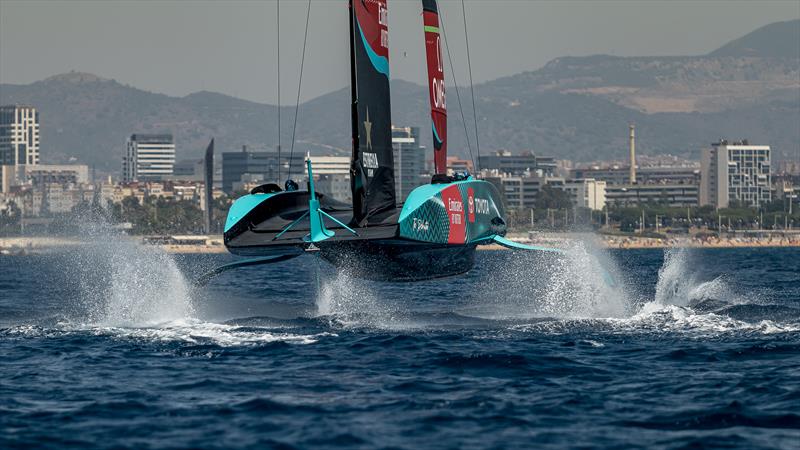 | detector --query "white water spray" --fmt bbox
[469,239,629,320]
[652,248,738,308]
[315,267,402,328]
[67,228,195,327]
